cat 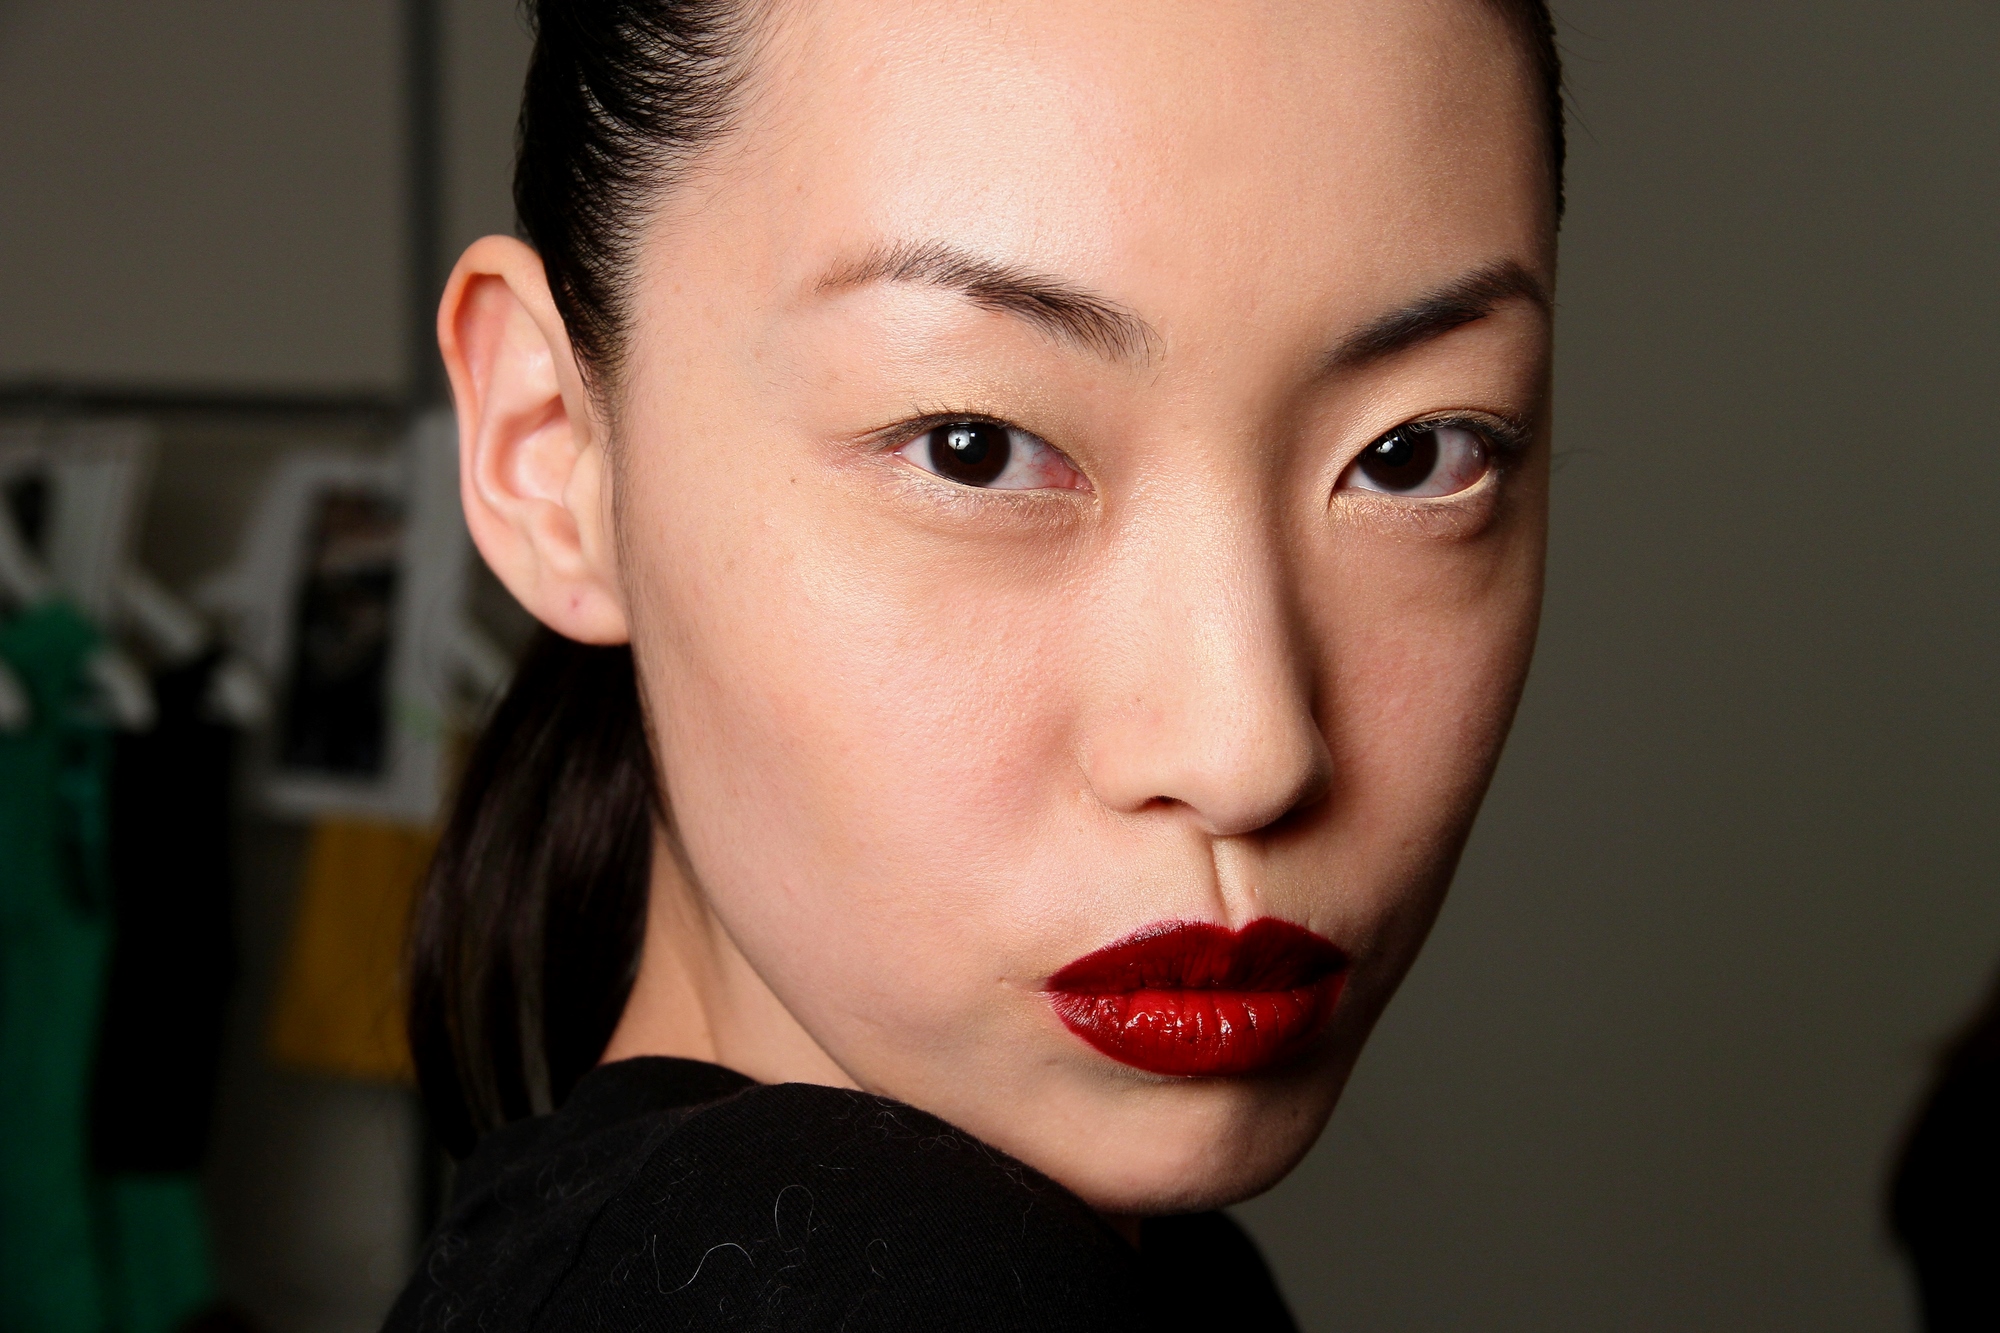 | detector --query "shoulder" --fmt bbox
[390,1077,1295,1333]
[543,1081,1144,1331]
